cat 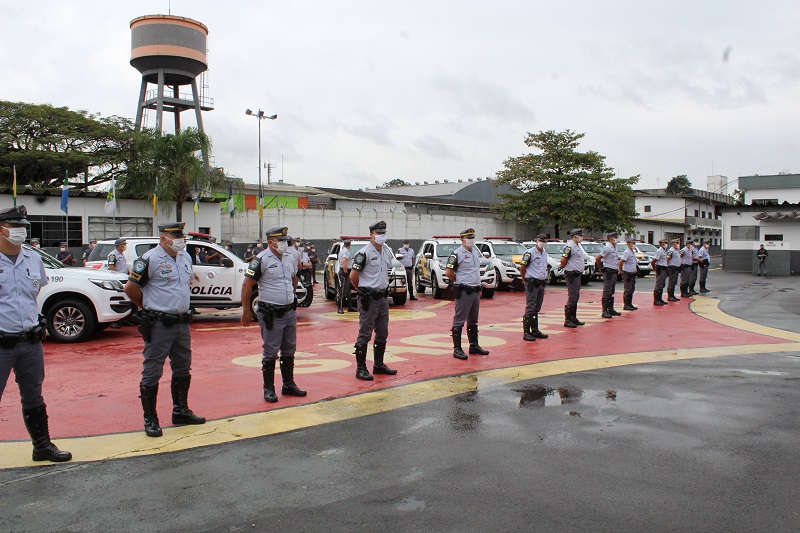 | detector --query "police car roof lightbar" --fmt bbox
[187,232,217,243]
[432,235,462,239]
[482,236,514,240]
